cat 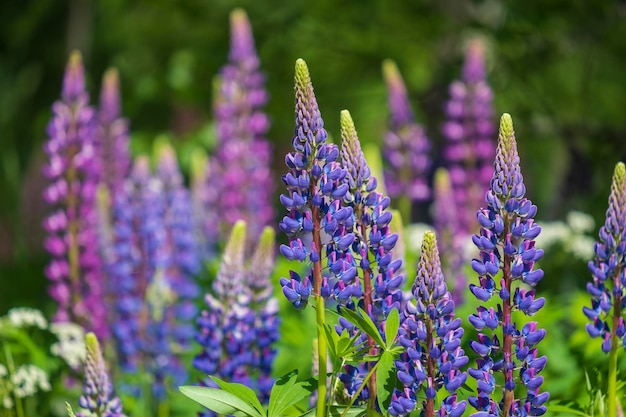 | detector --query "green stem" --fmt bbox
[608,344,618,417]
[316,296,328,417]
[339,360,381,417]
[158,399,170,417]
[328,357,346,416]
[3,344,25,417]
